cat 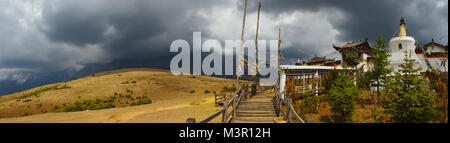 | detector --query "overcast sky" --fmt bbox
[0,0,448,82]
